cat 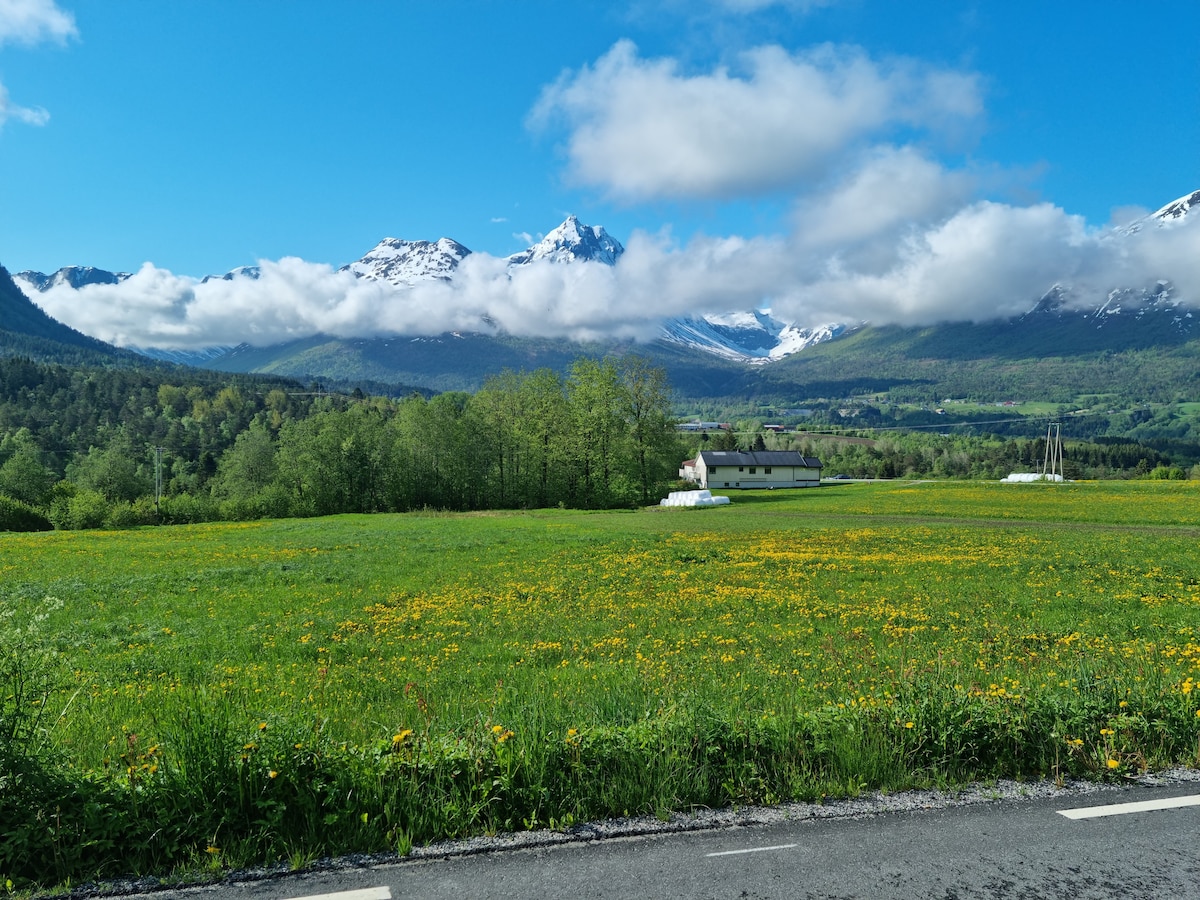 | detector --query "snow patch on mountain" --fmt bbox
[1150,189,1200,224]
[660,309,849,363]
[1022,279,1193,335]
[131,345,239,366]
[1120,189,1199,235]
